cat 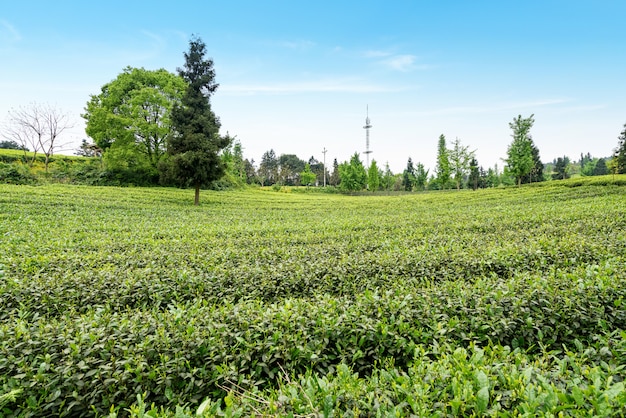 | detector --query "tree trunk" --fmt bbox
[194,185,200,206]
